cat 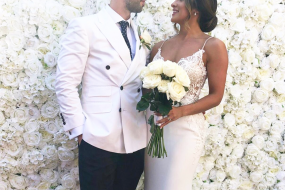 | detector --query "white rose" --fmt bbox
[264,140,278,152]
[68,0,86,8]
[260,78,274,91]
[148,60,163,74]
[46,0,63,20]
[261,24,277,40]
[276,182,285,190]
[258,40,269,53]
[242,49,255,63]
[246,144,260,156]
[276,171,285,181]
[5,32,25,51]
[58,147,75,161]
[25,37,39,50]
[228,49,242,67]
[5,142,22,157]
[273,70,285,82]
[140,30,152,44]
[157,80,169,93]
[253,89,269,103]
[227,165,241,179]
[25,120,40,133]
[9,175,27,189]
[41,145,58,159]
[258,117,271,131]
[265,173,276,186]
[45,74,56,91]
[239,180,253,190]
[252,135,265,149]
[268,54,281,69]
[23,132,42,146]
[230,84,242,98]
[40,169,58,183]
[140,67,150,79]
[242,127,255,140]
[36,182,51,190]
[231,144,244,158]
[137,12,154,28]
[250,171,263,183]
[62,140,78,150]
[279,58,285,72]
[204,157,215,171]
[0,181,9,190]
[163,60,177,77]
[44,120,59,134]
[167,82,186,102]
[275,82,285,94]
[51,21,65,35]
[255,4,273,21]
[11,108,28,124]
[224,113,235,127]
[270,13,285,26]
[24,59,43,77]
[41,101,59,118]
[231,18,245,32]
[216,170,226,182]
[173,66,190,87]
[142,74,161,89]
[62,6,80,22]
[38,24,54,43]
[61,174,76,188]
